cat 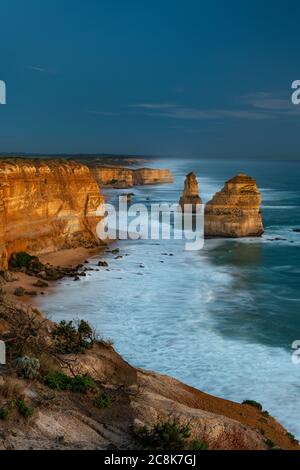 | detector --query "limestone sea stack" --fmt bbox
[204,173,264,237]
[179,172,202,212]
